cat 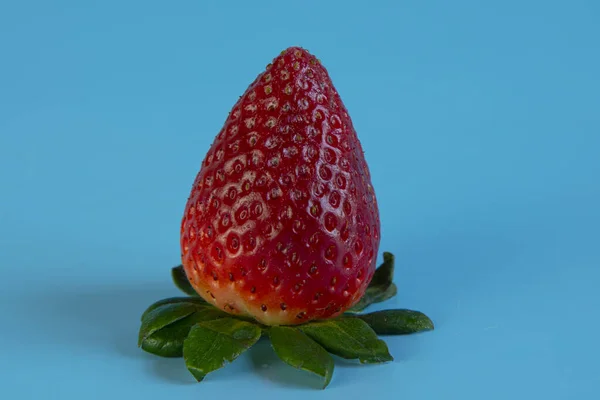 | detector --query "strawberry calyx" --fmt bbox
[138,252,434,388]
